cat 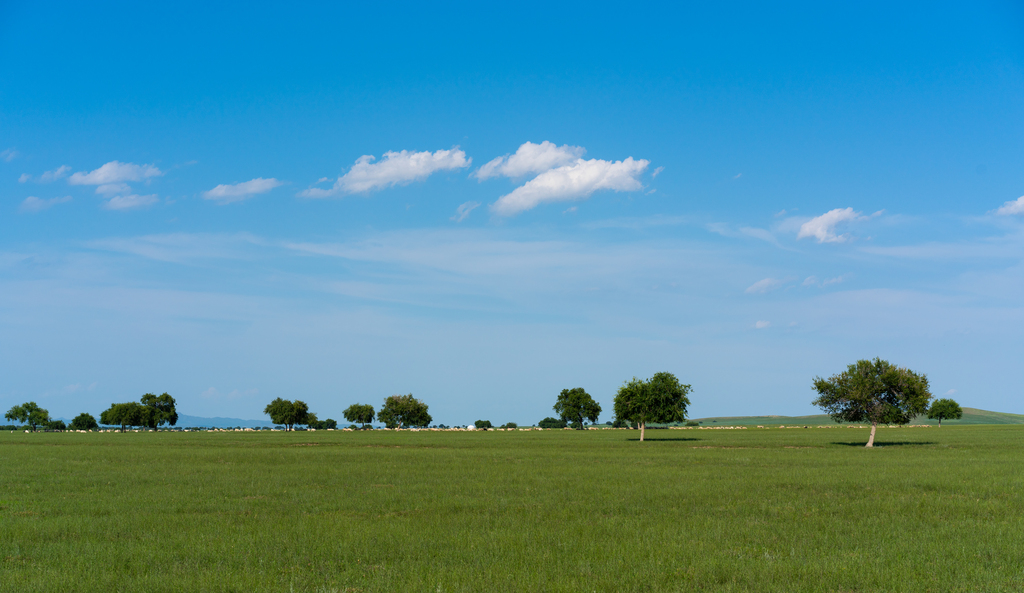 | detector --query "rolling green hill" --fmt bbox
[689,407,1024,426]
